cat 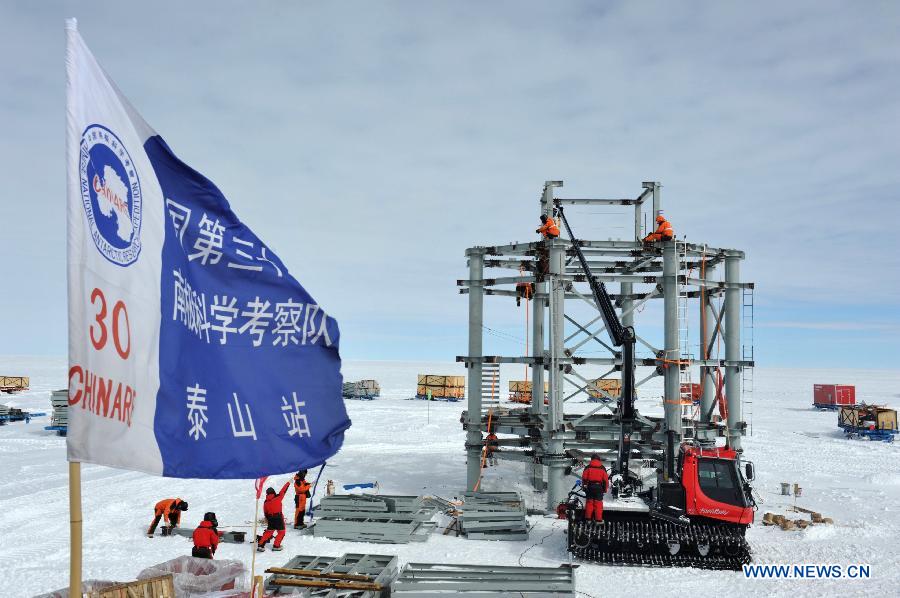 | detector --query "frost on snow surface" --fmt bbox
[1,356,898,597]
